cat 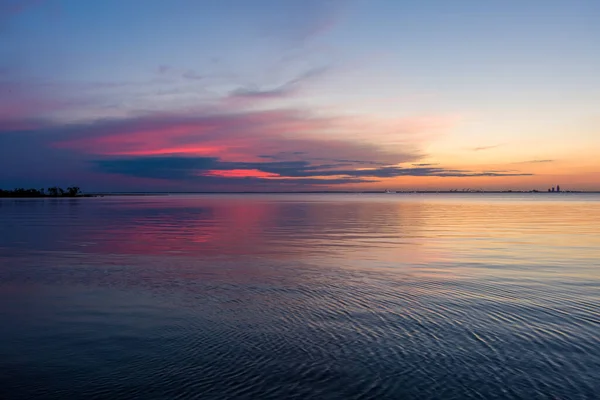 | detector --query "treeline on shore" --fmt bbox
[0,186,85,198]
